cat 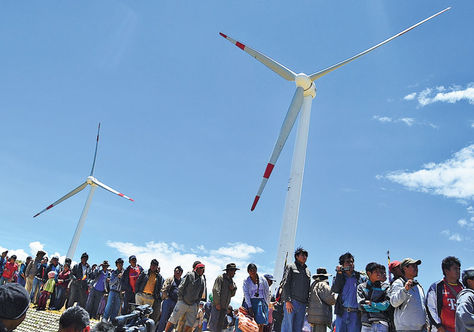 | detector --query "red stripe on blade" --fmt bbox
[129,198,134,202]
[251,196,260,211]
[46,204,53,210]
[118,193,124,197]
[219,32,227,38]
[235,42,245,50]
[263,163,274,179]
